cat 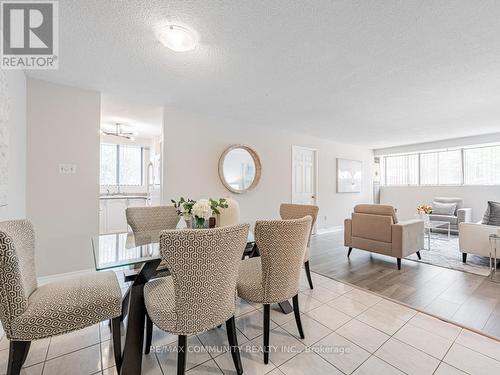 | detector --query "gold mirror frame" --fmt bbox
[218,144,262,194]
